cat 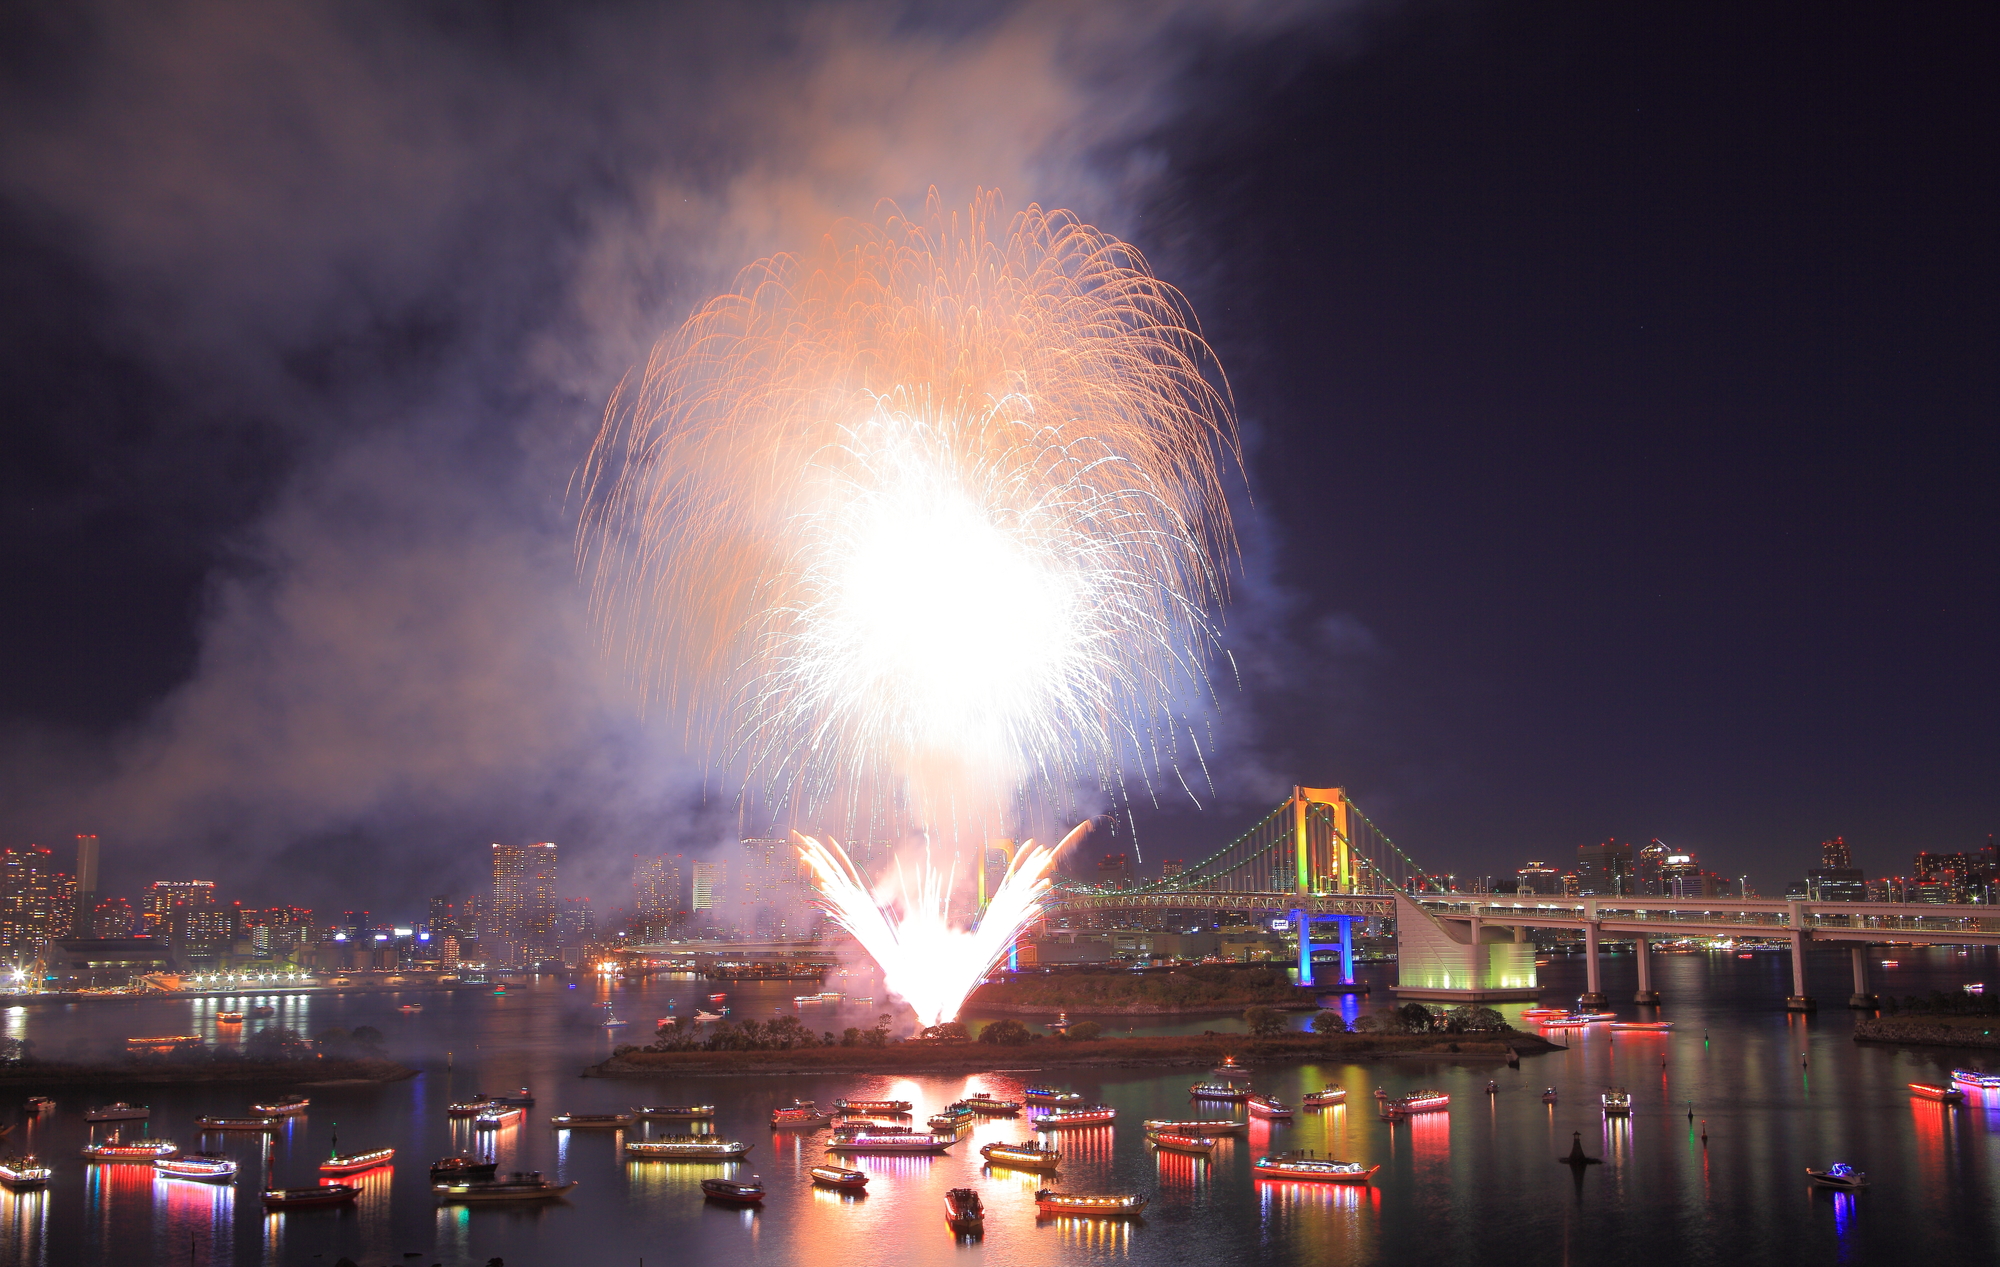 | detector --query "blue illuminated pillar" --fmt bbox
[1339,916,1355,985]
[1292,908,1311,984]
